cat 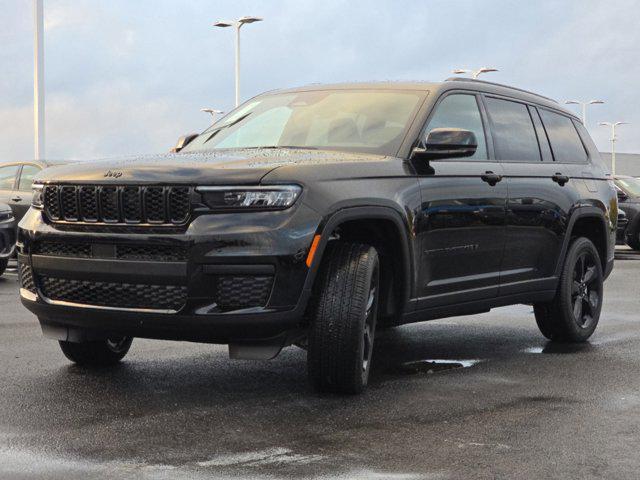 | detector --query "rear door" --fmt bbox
[415,92,507,309]
[485,96,583,294]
